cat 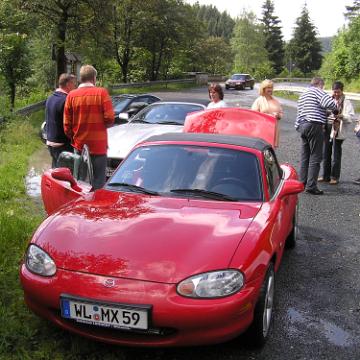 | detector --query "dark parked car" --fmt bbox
[225,74,255,90]
[40,94,161,142]
[112,94,161,124]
